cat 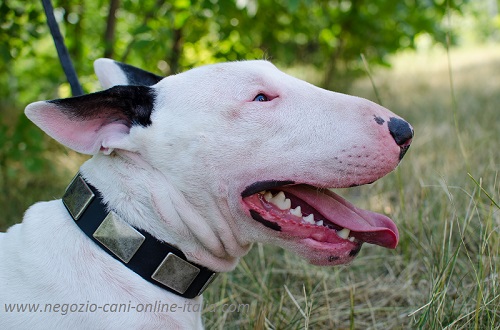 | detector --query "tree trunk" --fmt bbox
[104,0,120,59]
[169,28,183,74]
